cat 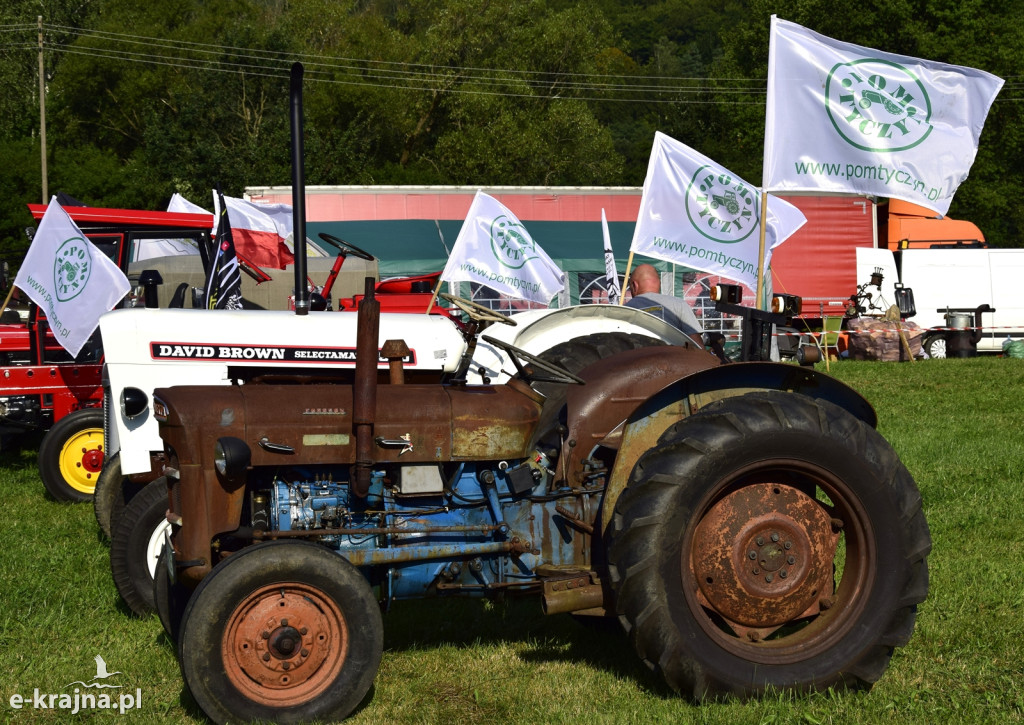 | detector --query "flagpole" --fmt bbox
[756,191,769,310]
[0,284,18,315]
[619,251,636,305]
[425,278,442,315]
